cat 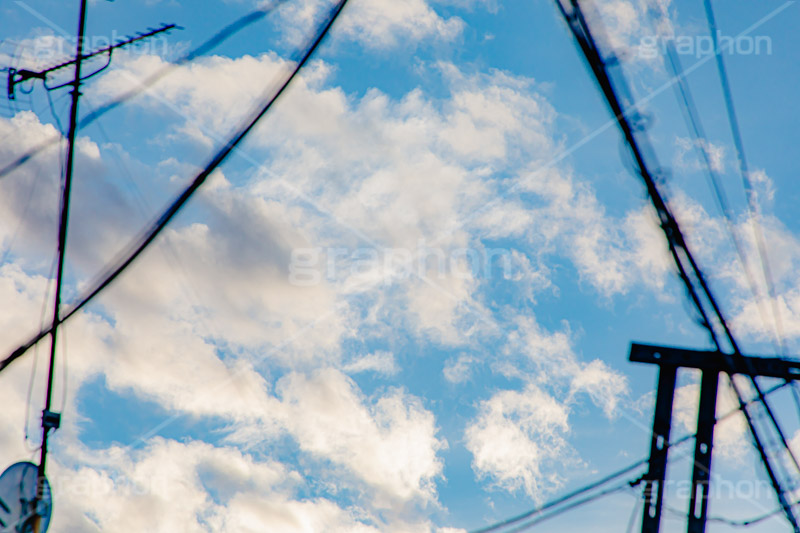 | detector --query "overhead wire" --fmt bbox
[23,252,59,452]
[470,458,649,533]
[625,491,641,533]
[0,0,350,374]
[703,0,787,357]
[648,3,800,427]
[663,500,786,528]
[83,96,219,356]
[0,0,288,181]
[699,0,800,460]
[500,483,631,533]
[553,0,800,528]
[470,379,793,533]
[661,37,779,355]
